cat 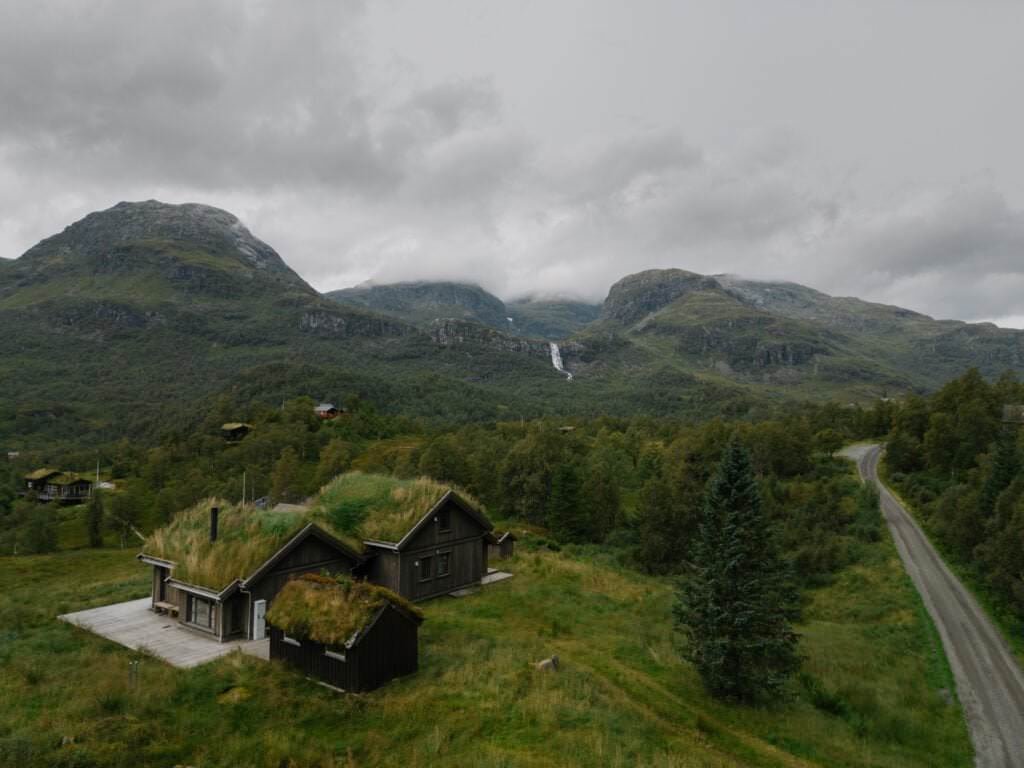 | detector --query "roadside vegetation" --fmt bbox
[880,368,1024,658]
